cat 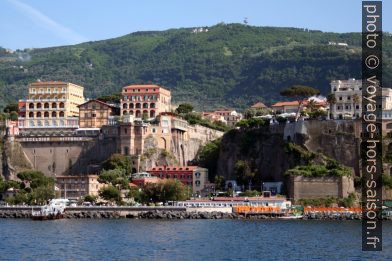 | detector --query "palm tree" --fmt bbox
[327,94,337,119]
